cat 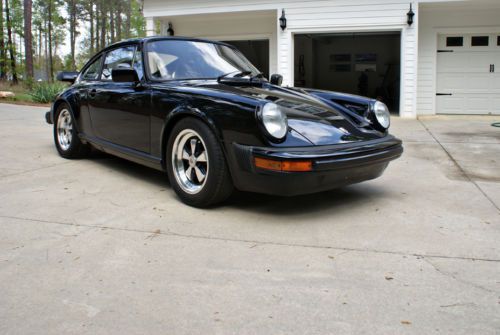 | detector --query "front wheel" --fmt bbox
[166,118,233,207]
[53,103,90,158]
